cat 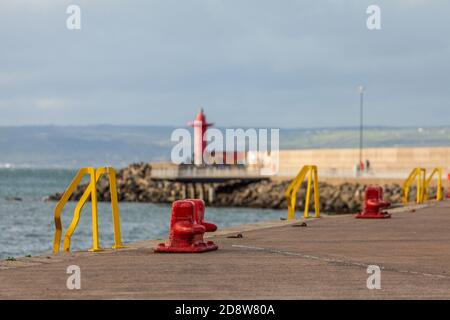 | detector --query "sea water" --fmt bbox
[0,169,284,259]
